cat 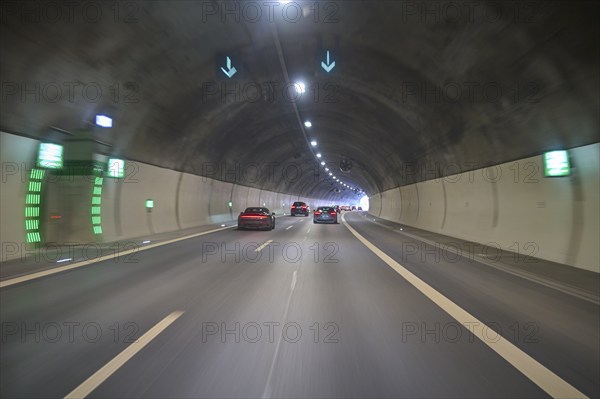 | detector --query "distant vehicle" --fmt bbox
[238,207,275,230]
[351,206,356,210]
[332,205,341,213]
[314,206,338,224]
[340,205,351,211]
[291,201,309,216]
[357,206,363,211]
